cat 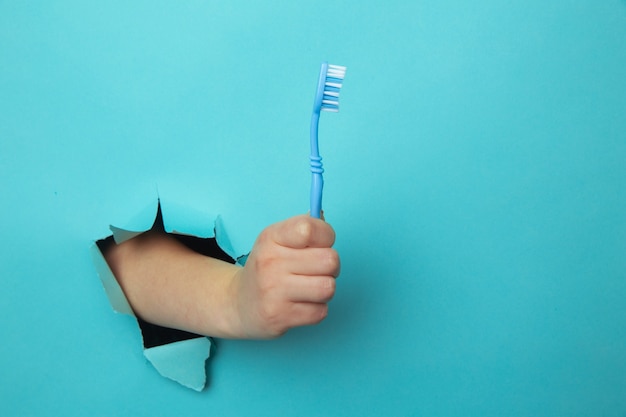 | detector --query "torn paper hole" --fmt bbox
[91,198,246,391]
